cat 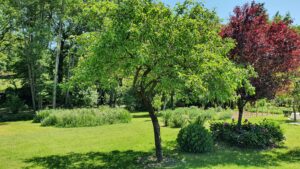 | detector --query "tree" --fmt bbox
[74,0,252,162]
[221,2,300,127]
